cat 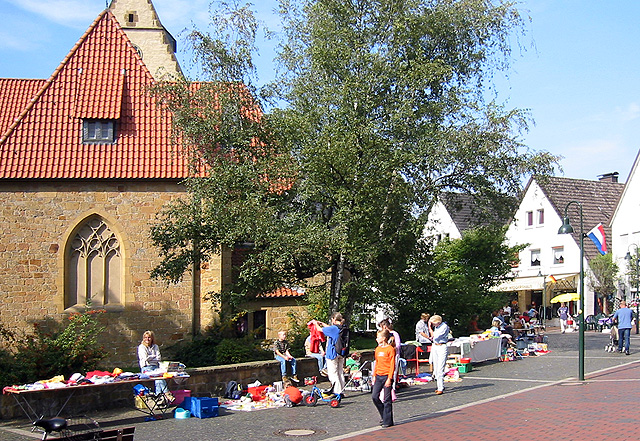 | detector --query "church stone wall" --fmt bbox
[0,180,223,367]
